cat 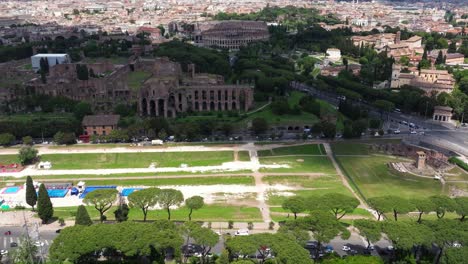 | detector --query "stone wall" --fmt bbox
[373,143,449,168]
